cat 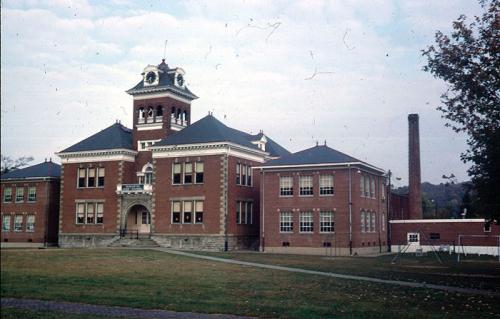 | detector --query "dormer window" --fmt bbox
[174,68,186,88]
[142,65,159,87]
